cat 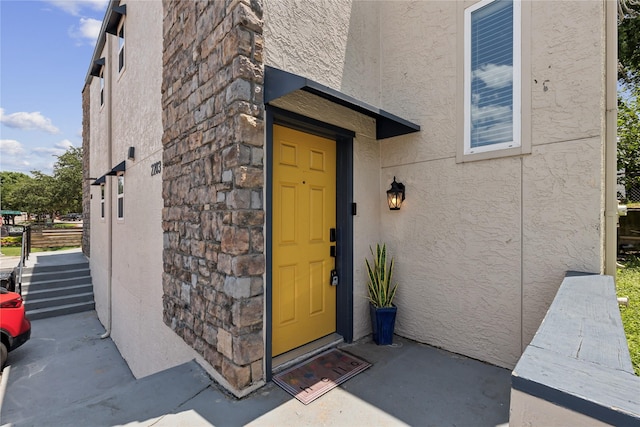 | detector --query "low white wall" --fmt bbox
[510,390,612,427]
[510,274,640,426]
